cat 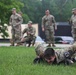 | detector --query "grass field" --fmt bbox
[0,46,76,75]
